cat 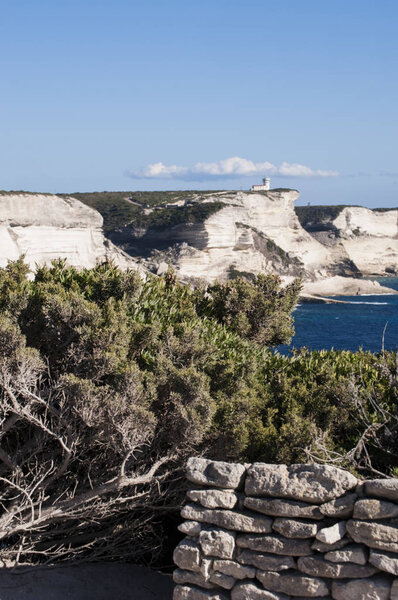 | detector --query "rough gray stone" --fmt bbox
[174,539,201,572]
[208,571,235,589]
[256,570,329,597]
[181,503,272,533]
[199,528,236,559]
[231,582,289,600]
[331,577,391,600]
[237,533,313,556]
[319,493,357,518]
[324,544,368,565]
[213,559,256,579]
[187,489,238,510]
[178,521,202,537]
[186,458,246,489]
[316,522,346,544]
[173,585,229,600]
[244,497,323,519]
[297,555,378,578]
[238,549,296,571]
[272,518,319,539]
[391,579,398,600]
[245,463,357,503]
[347,519,398,551]
[365,478,398,502]
[353,498,398,520]
[311,538,350,553]
[199,558,213,579]
[369,549,398,575]
[173,569,216,589]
